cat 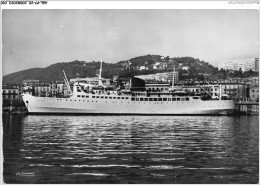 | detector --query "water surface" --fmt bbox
[3,115,259,183]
